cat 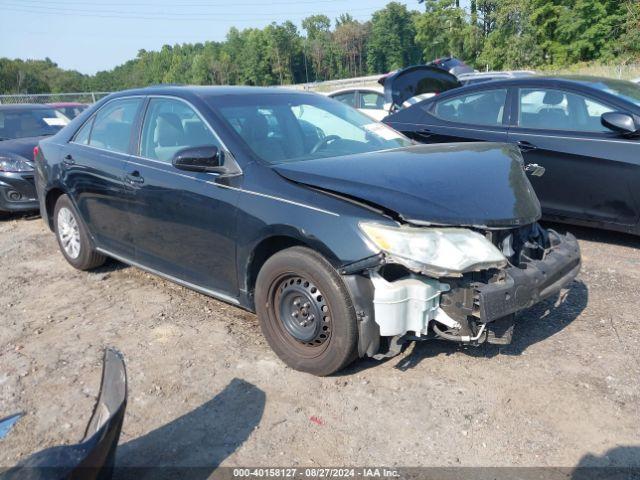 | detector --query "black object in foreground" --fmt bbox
[1,349,127,480]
